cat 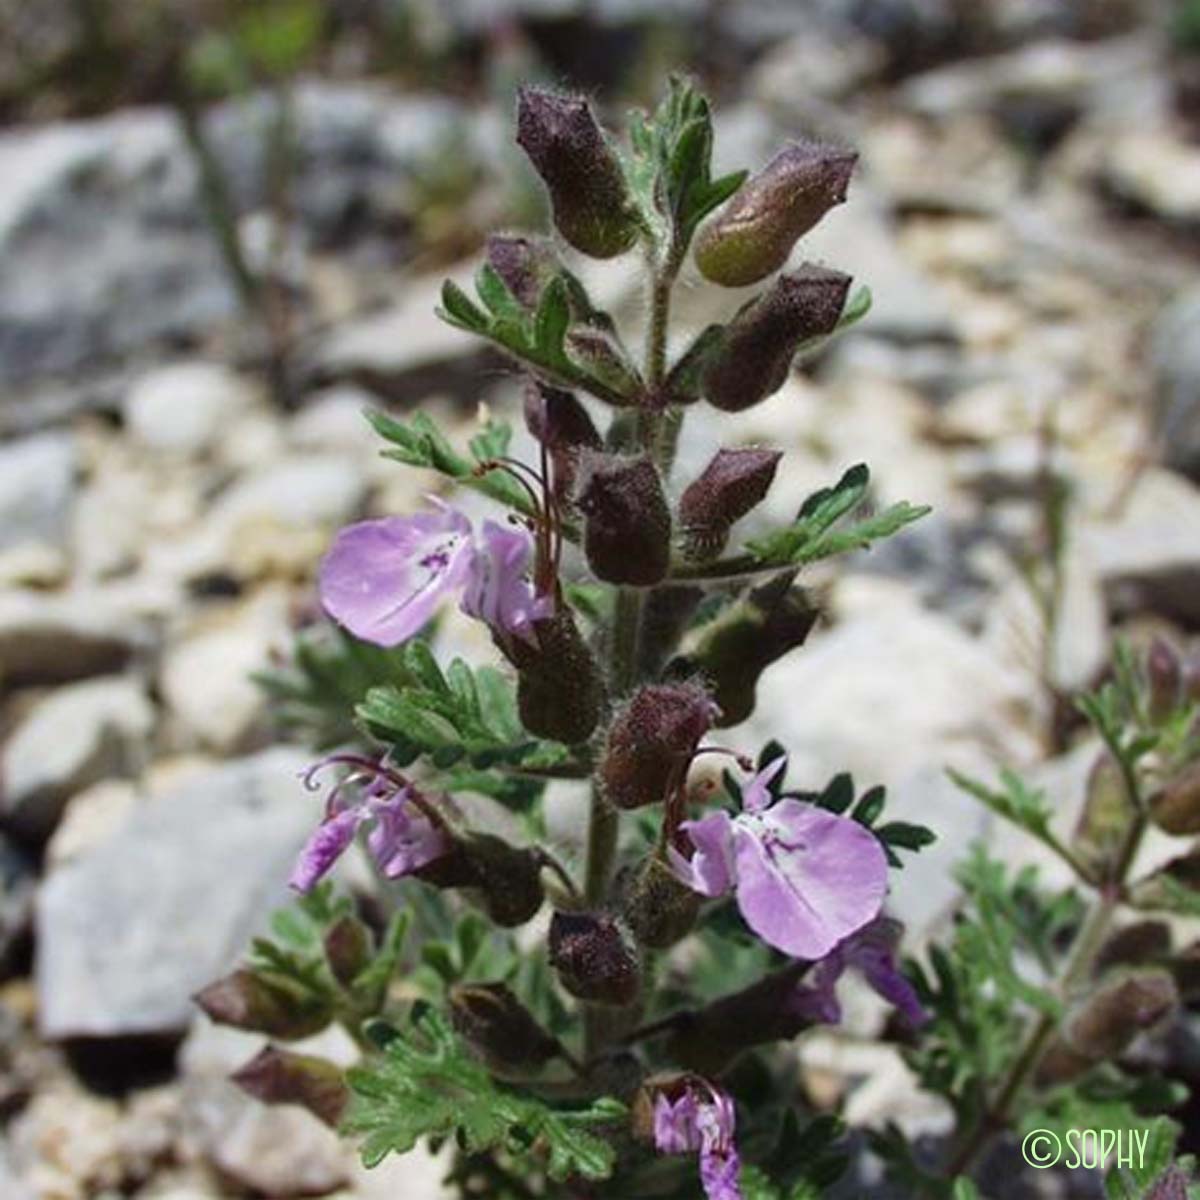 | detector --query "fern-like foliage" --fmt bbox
[343,1007,626,1180]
